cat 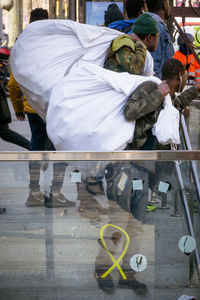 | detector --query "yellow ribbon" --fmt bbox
[99,224,130,280]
